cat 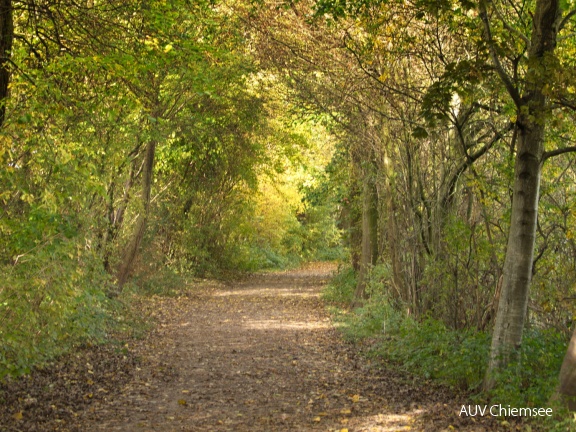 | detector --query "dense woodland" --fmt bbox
[2,0,576,426]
